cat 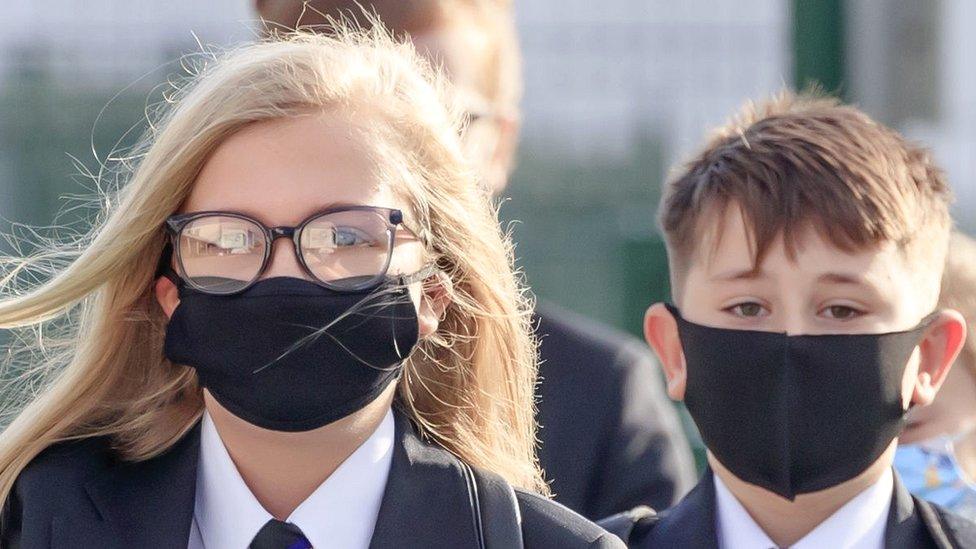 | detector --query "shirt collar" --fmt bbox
[194,408,395,549]
[714,468,893,549]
